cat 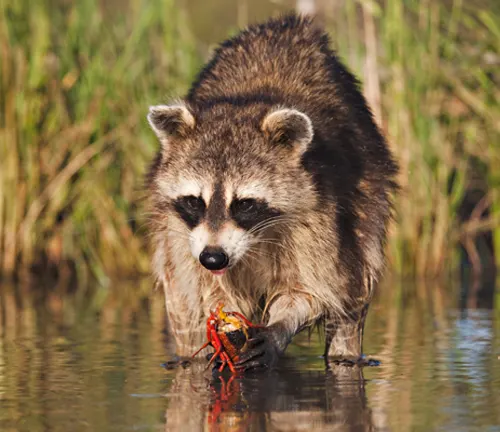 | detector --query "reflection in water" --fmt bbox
[164,360,373,431]
[0,278,499,431]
